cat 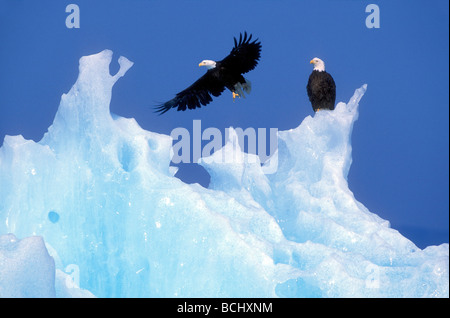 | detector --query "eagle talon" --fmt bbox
[232,92,240,101]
